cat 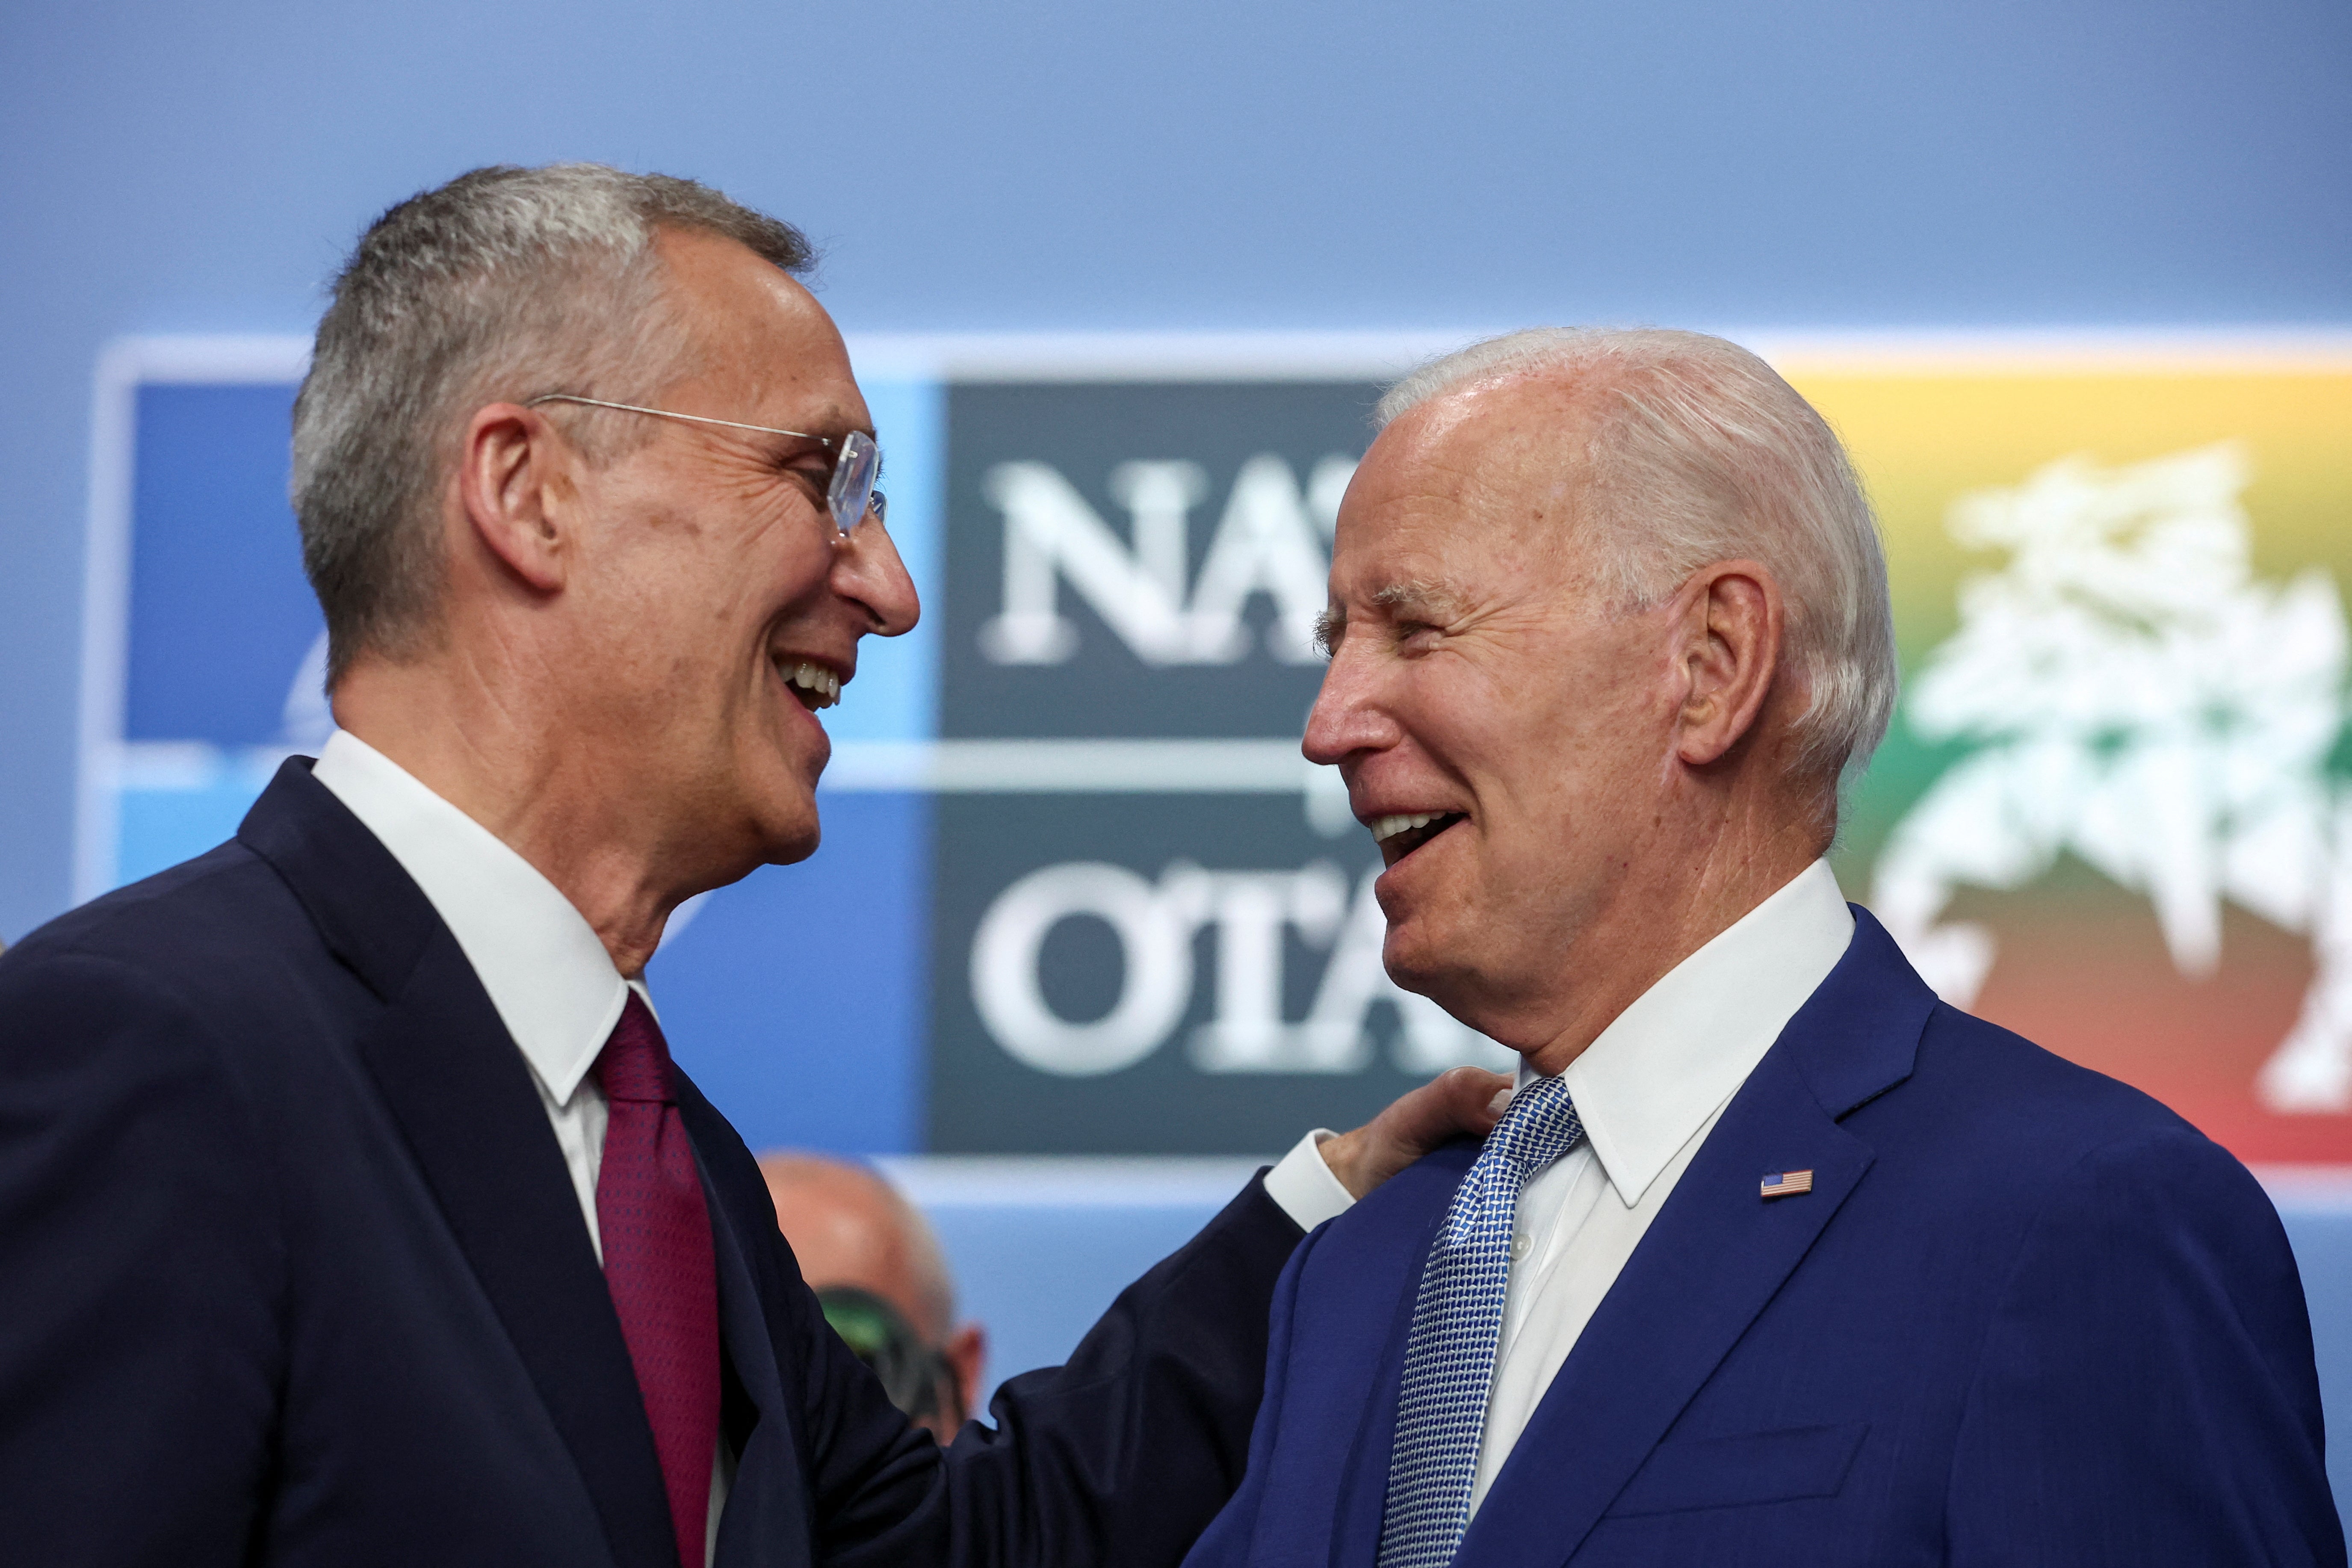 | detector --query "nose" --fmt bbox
[1302,639,1396,768]
[834,518,920,638]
